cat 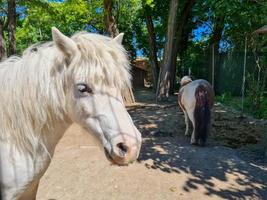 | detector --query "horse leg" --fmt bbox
[183,110,190,136]
[187,108,197,145]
